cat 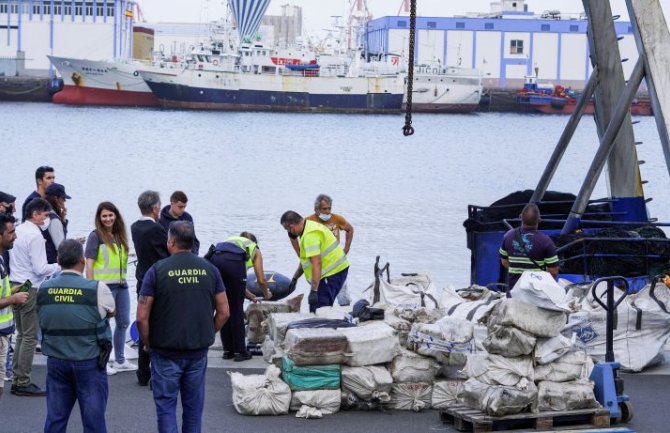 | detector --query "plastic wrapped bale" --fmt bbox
[564,282,670,372]
[281,357,340,391]
[389,306,442,324]
[436,316,474,343]
[483,324,536,357]
[439,286,502,323]
[389,348,439,383]
[461,378,538,416]
[383,313,412,347]
[488,298,566,337]
[535,350,594,382]
[408,322,470,364]
[461,354,535,390]
[512,271,579,312]
[389,383,433,412]
[245,295,304,344]
[315,305,351,320]
[535,334,576,365]
[537,380,600,412]
[284,327,350,365]
[341,366,393,403]
[338,322,399,366]
[261,336,275,363]
[290,389,341,414]
[432,380,465,410]
[230,365,291,416]
[267,312,313,346]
